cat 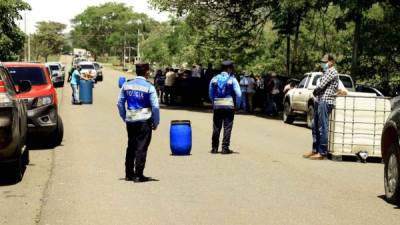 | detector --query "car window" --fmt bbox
[80,64,95,70]
[298,77,308,88]
[8,67,47,86]
[312,75,322,85]
[49,65,60,71]
[339,76,353,88]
